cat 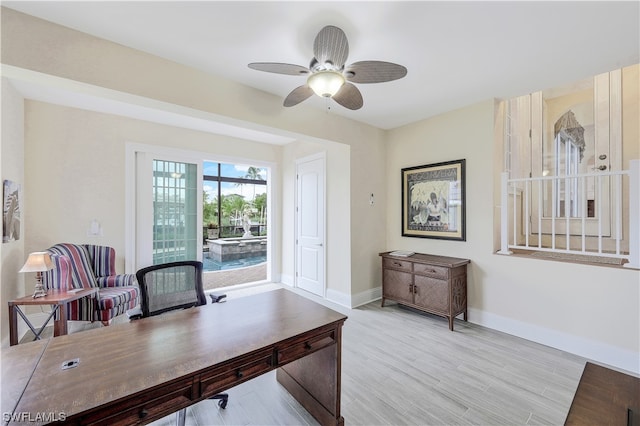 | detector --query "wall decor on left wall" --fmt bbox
[3,179,21,243]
